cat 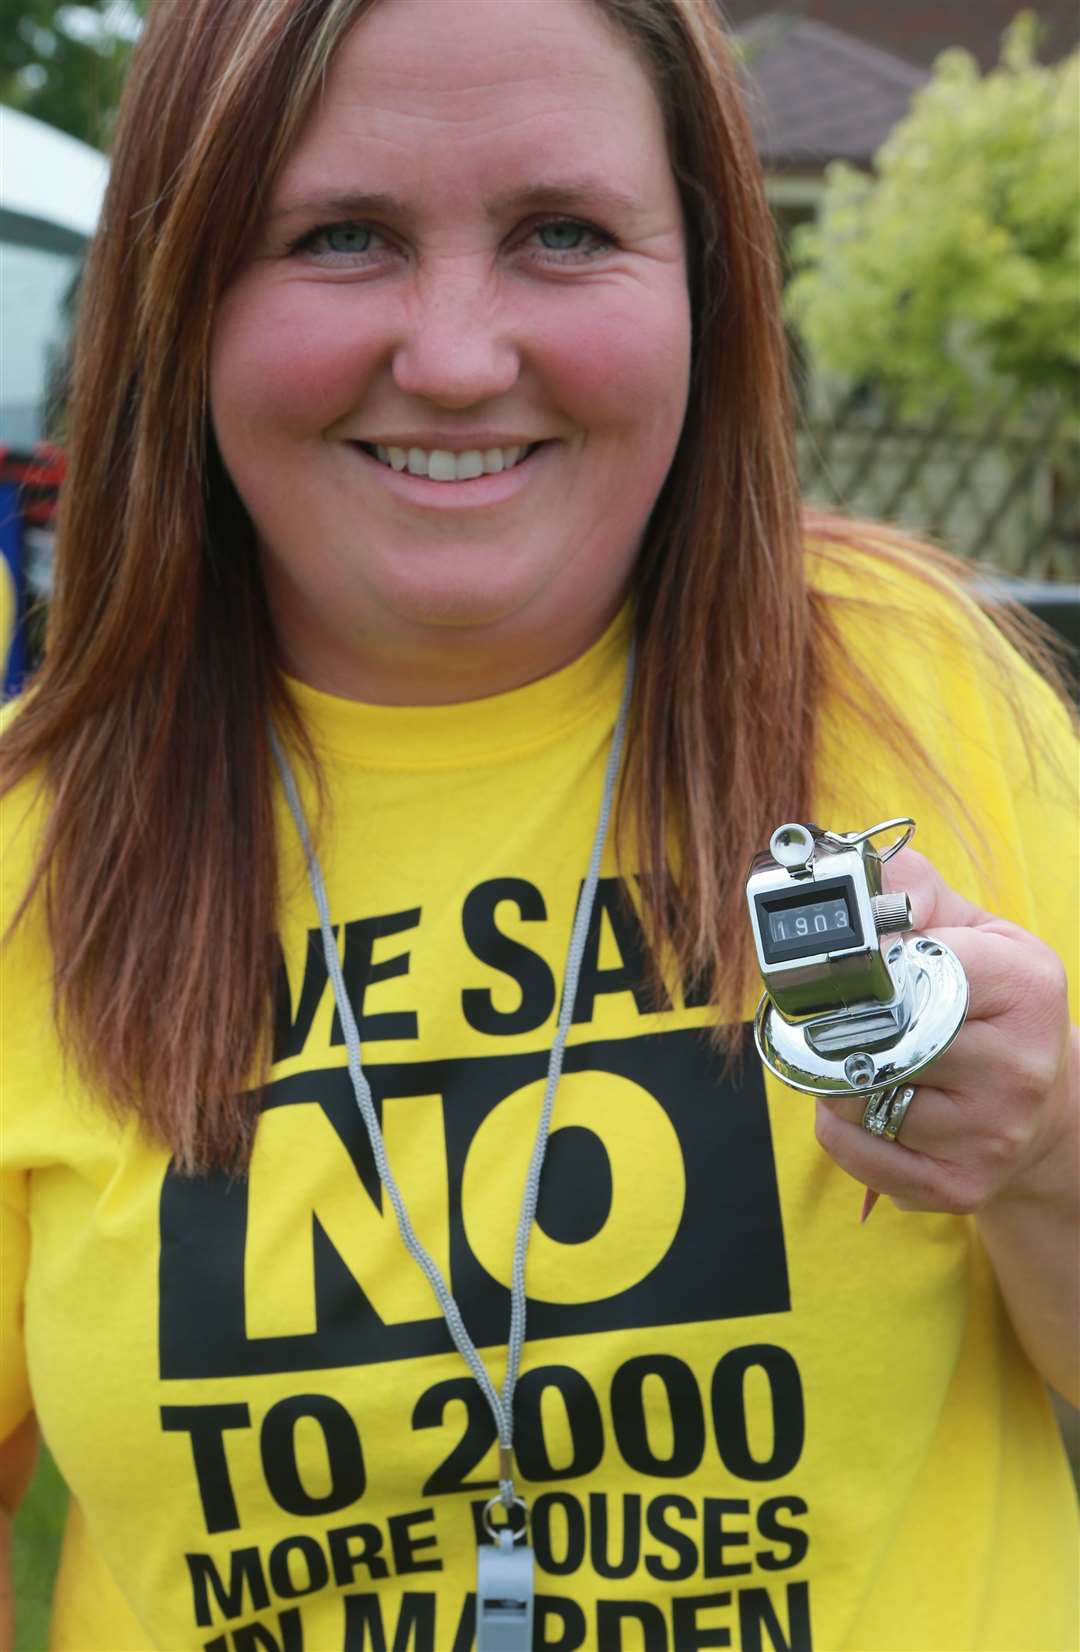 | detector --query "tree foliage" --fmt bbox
[1,0,146,149]
[786,15,1080,417]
